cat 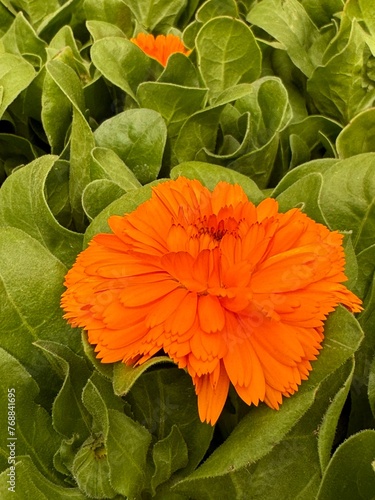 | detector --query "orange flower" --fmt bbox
[61,177,362,425]
[130,33,190,66]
